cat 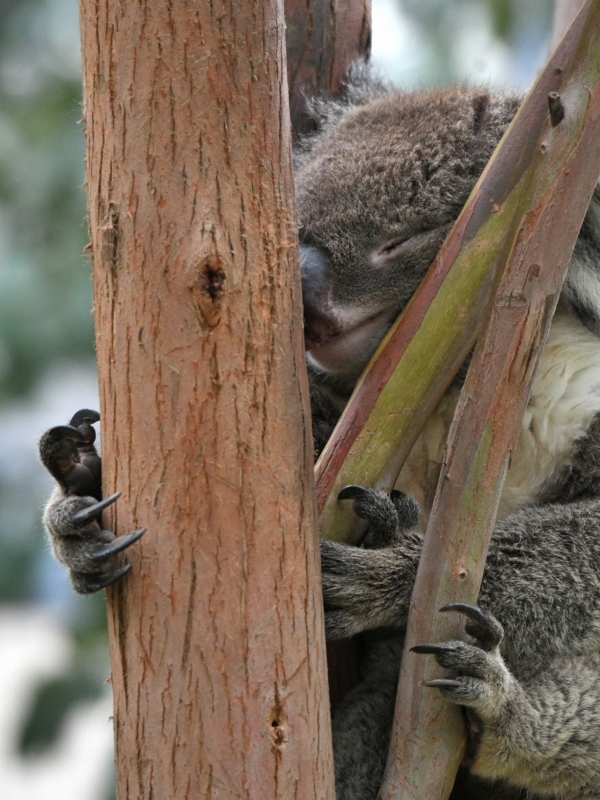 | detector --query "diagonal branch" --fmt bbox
[378,1,600,796]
